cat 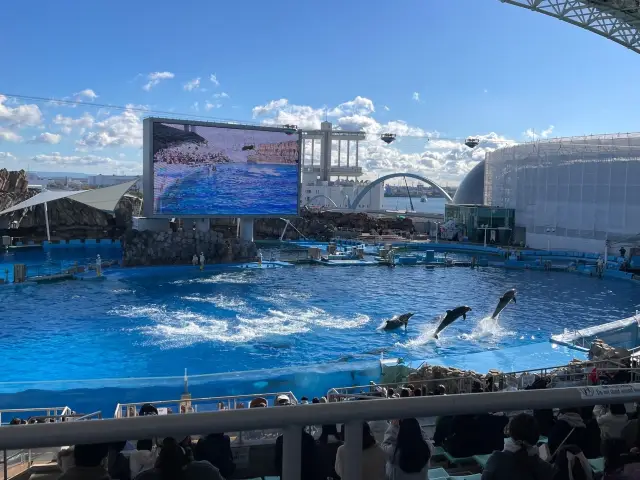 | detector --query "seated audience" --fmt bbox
[553,444,593,480]
[335,422,386,480]
[275,428,317,480]
[194,433,236,479]
[548,407,589,456]
[136,437,223,480]
[580,406,603,459]
[381,418,432,479]
[598,404,630,441]
[59,443,110,480]
[129,439,157,478]
[107,441,130,480]
[602,437,640,479]
[481,413,555,480]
